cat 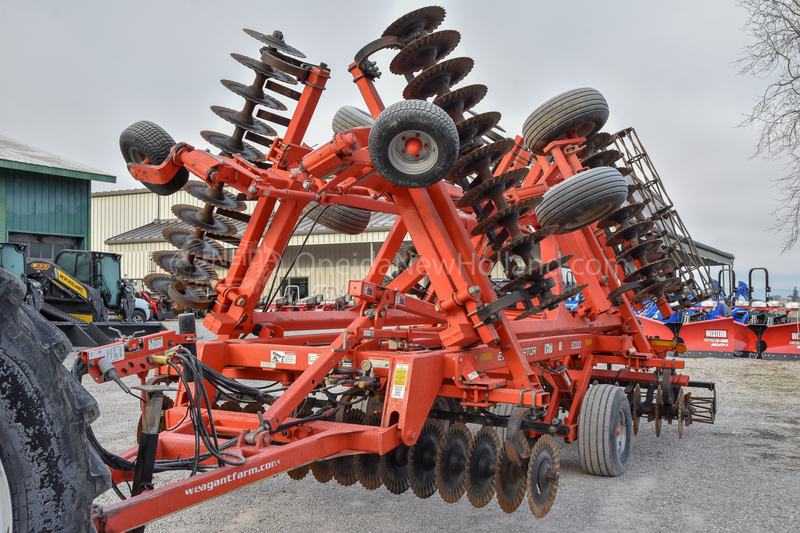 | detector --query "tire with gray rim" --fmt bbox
[302,202,372,235]
[368,100,459,188]
[131,308,147,323]
[332,105,374,134]
[577,384,632,477]
[0,269,110,533]
[120,120,189,196]
[535,167,628,234]
[523,88,609,155]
